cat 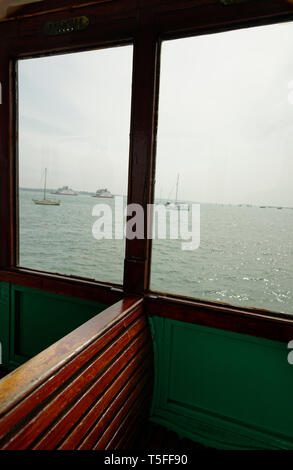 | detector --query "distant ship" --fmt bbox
[165,201,189,211]
[51,186,78,196]
[92,188,114,198]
